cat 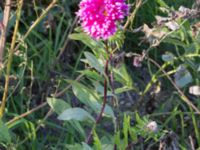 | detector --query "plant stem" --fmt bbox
[86,41,110,144]
[0,0,24,119]
[13,0,58,53]
[6,73,84,125]
[0,0,11,67]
